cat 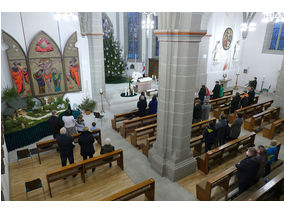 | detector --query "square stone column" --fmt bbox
[148,12,207,181]
[275,59,284,118]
